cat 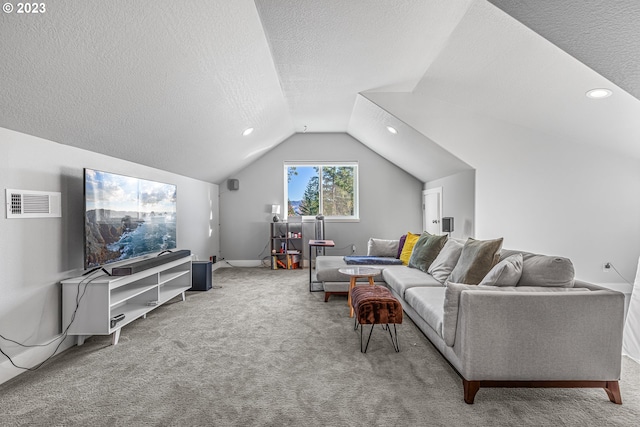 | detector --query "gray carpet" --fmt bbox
[1,267,639,426]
